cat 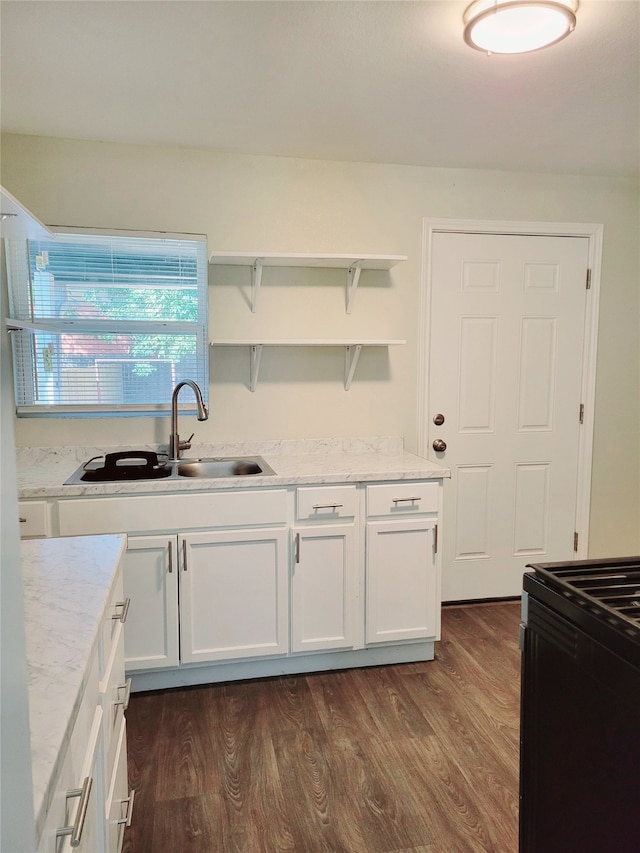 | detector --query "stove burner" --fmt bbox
[526,557,640,640]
